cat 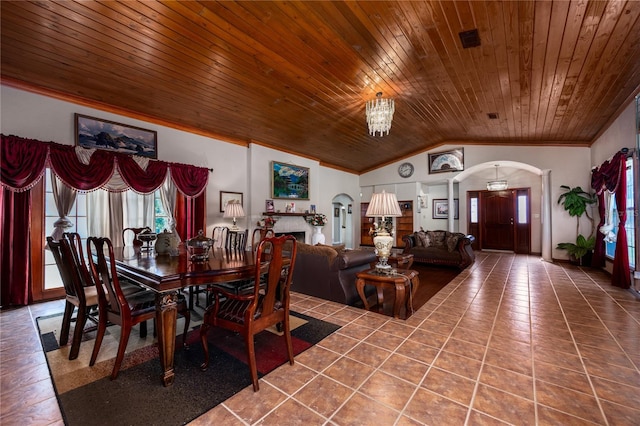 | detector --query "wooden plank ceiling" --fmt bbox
[2,1,639,173]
